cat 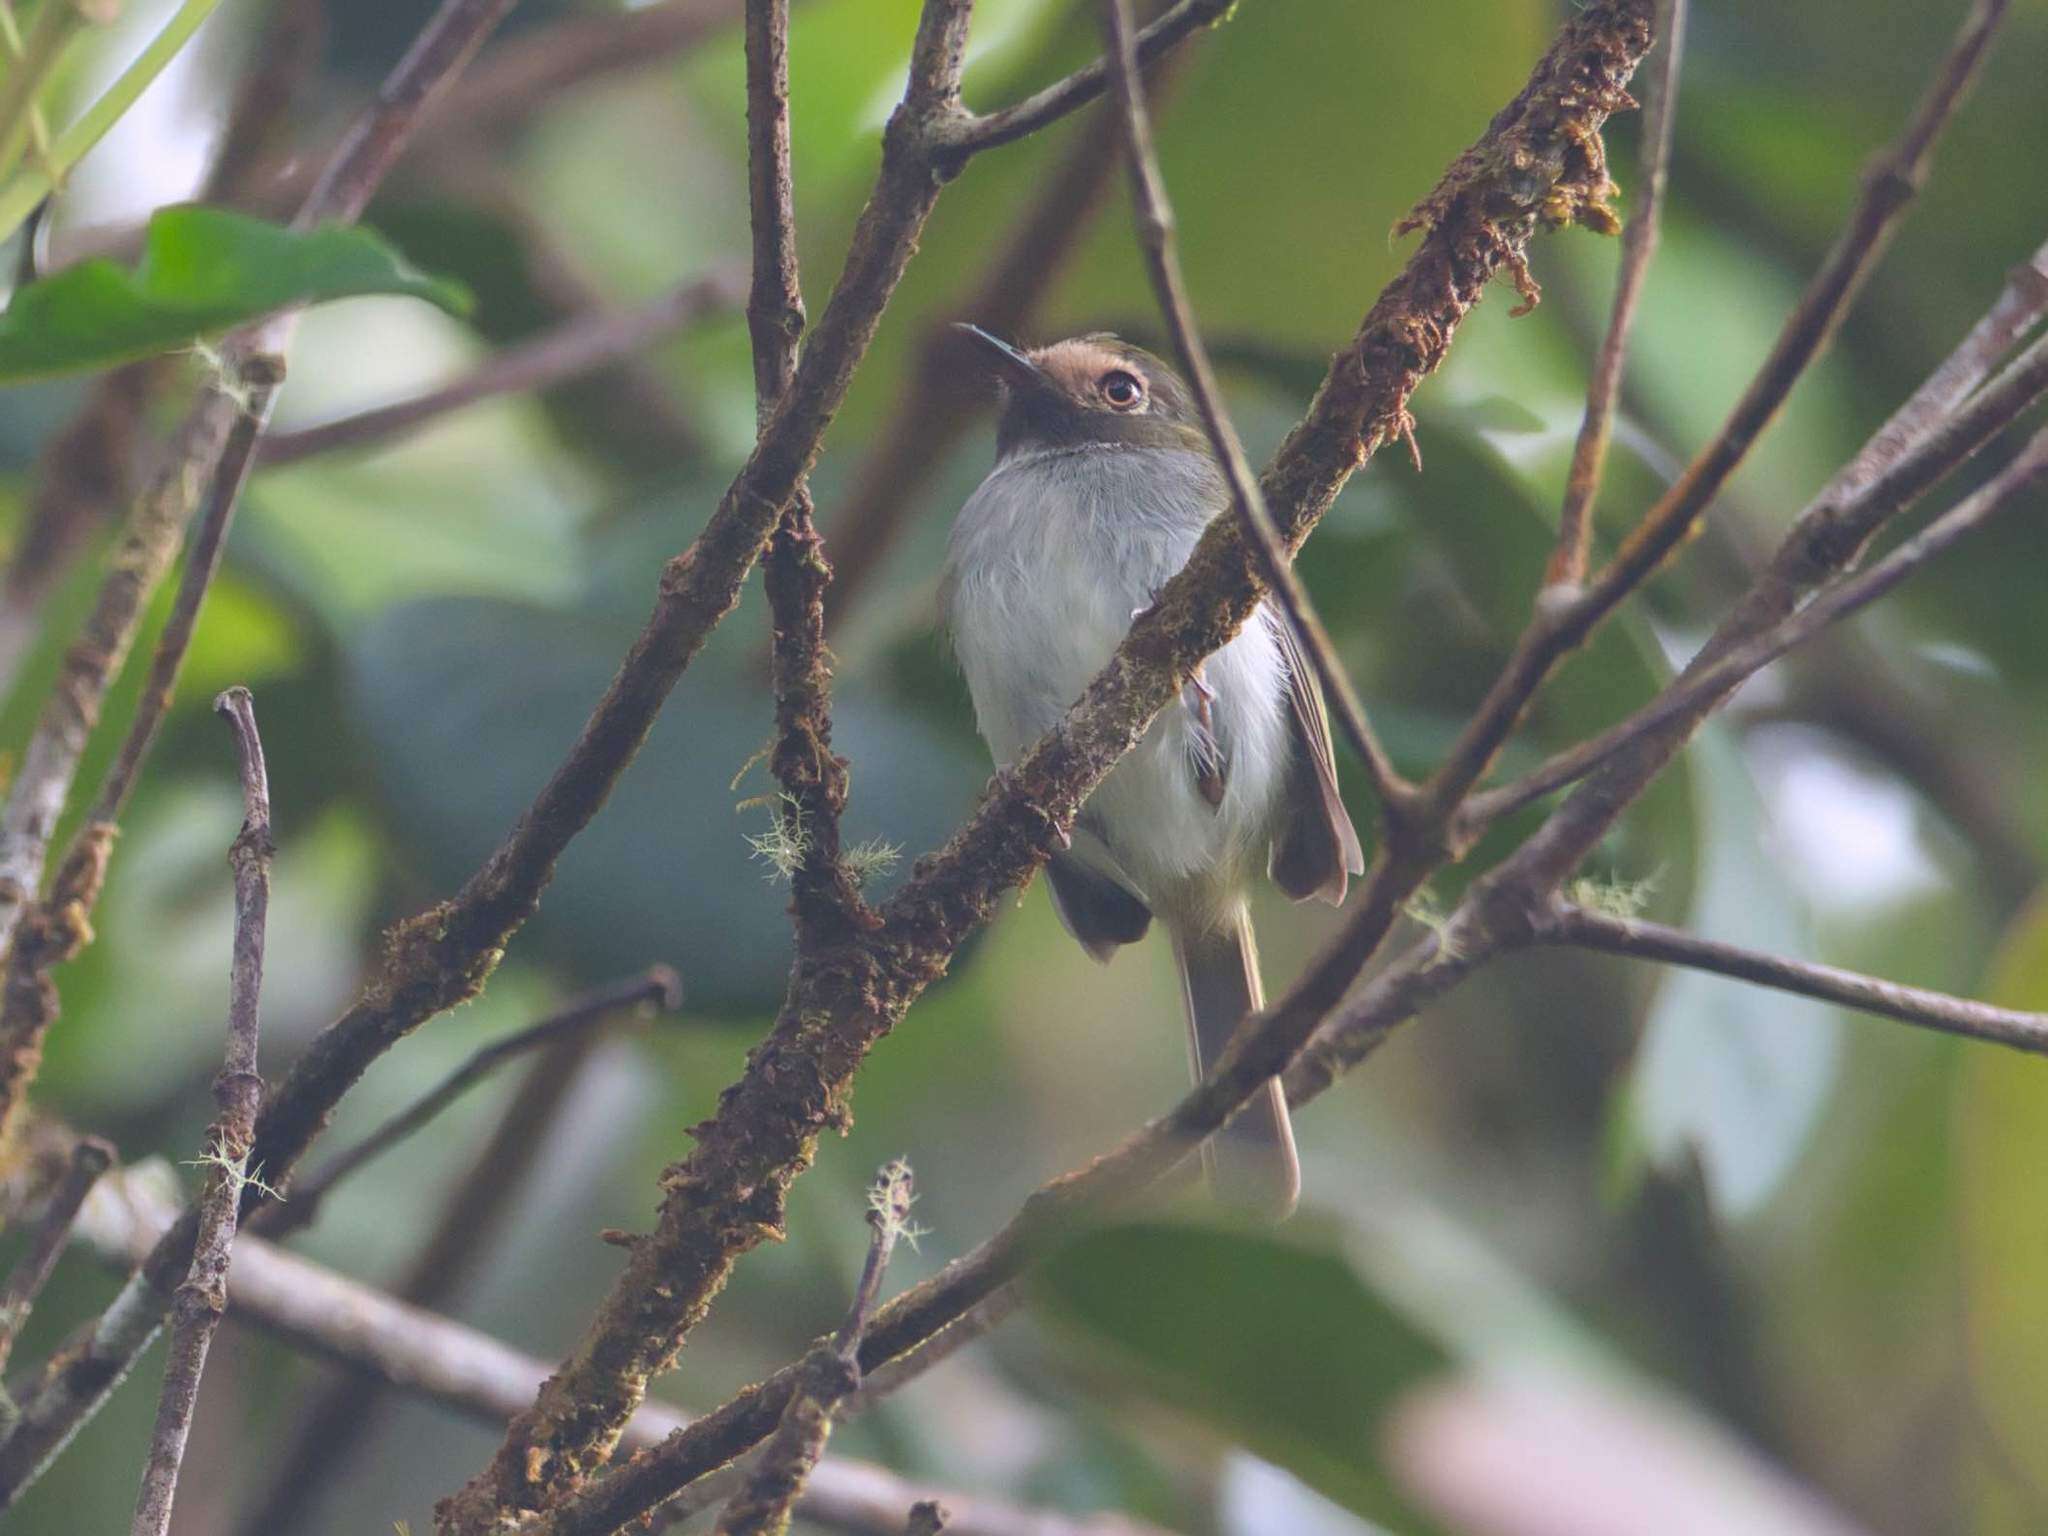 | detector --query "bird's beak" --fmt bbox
[954,324,1051,395]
